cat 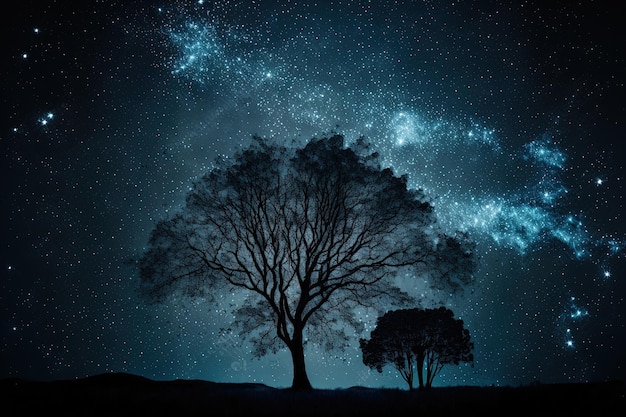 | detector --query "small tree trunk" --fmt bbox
[404,355,414,391]
[416,353,425,389]
[289,330,313,390]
